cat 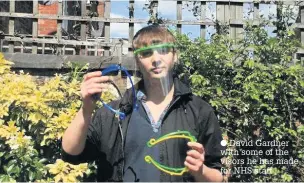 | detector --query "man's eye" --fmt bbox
[140,50,153,57]
[157,47,170,55]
